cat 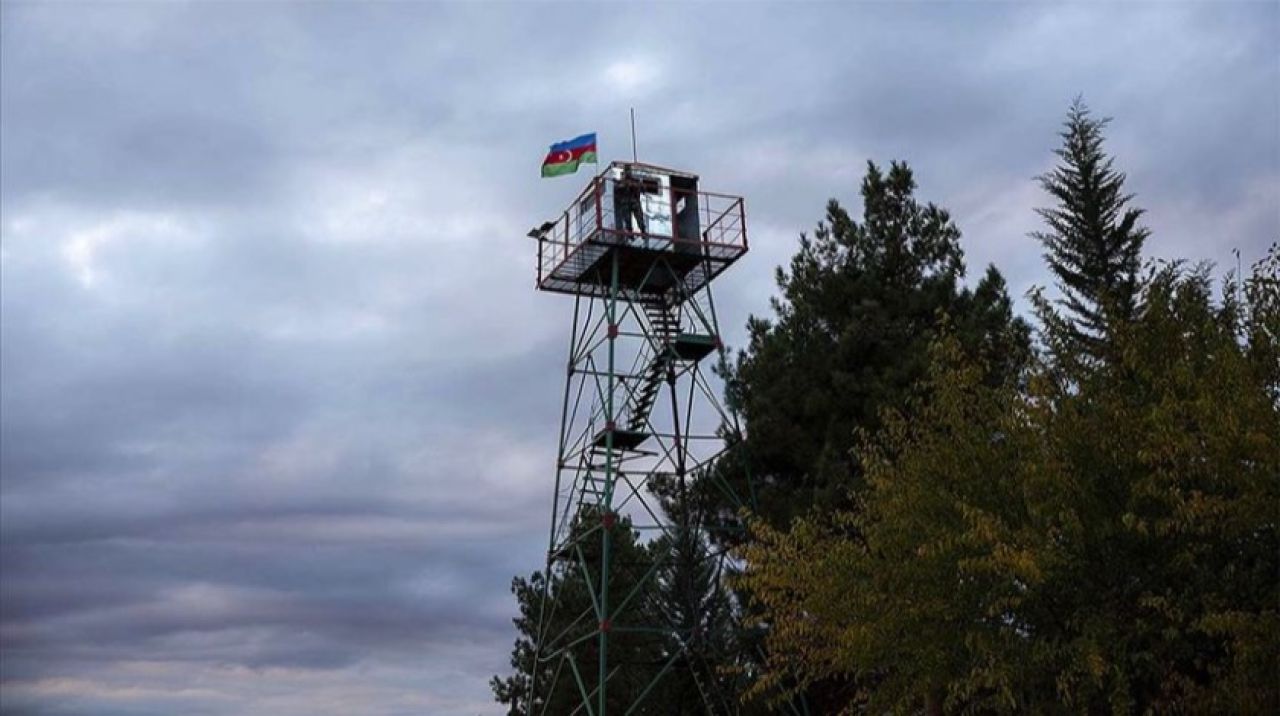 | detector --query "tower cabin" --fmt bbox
[531,161,748,452]
[532,161,747,306]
